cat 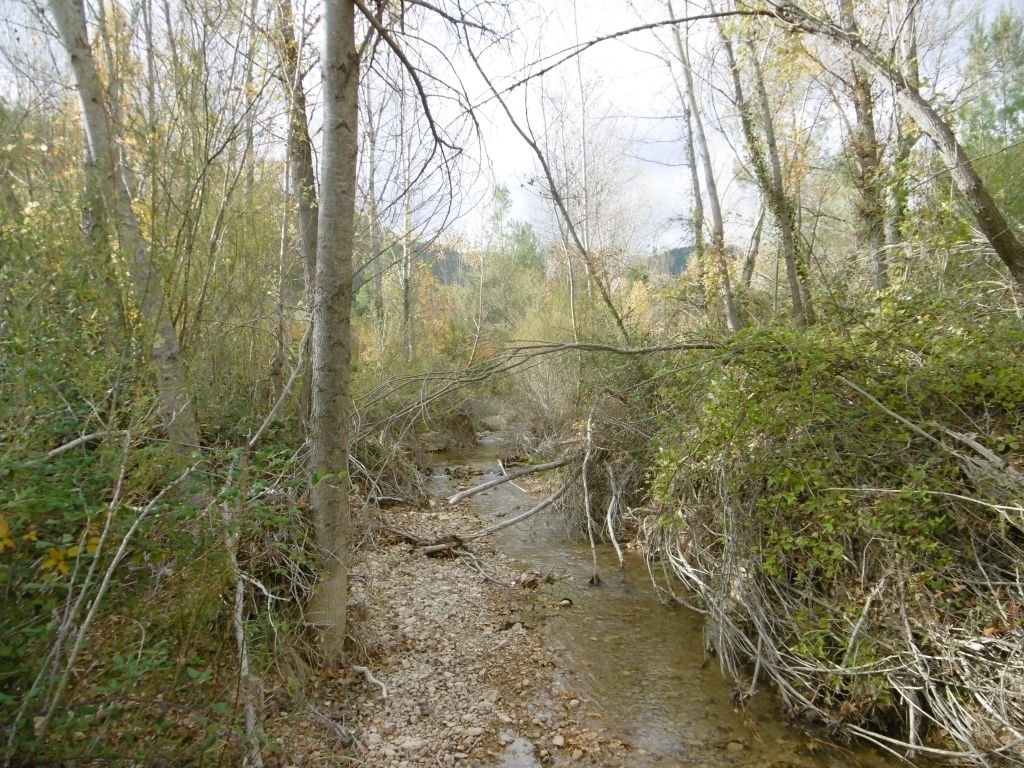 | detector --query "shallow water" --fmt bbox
[429,441,909,767]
